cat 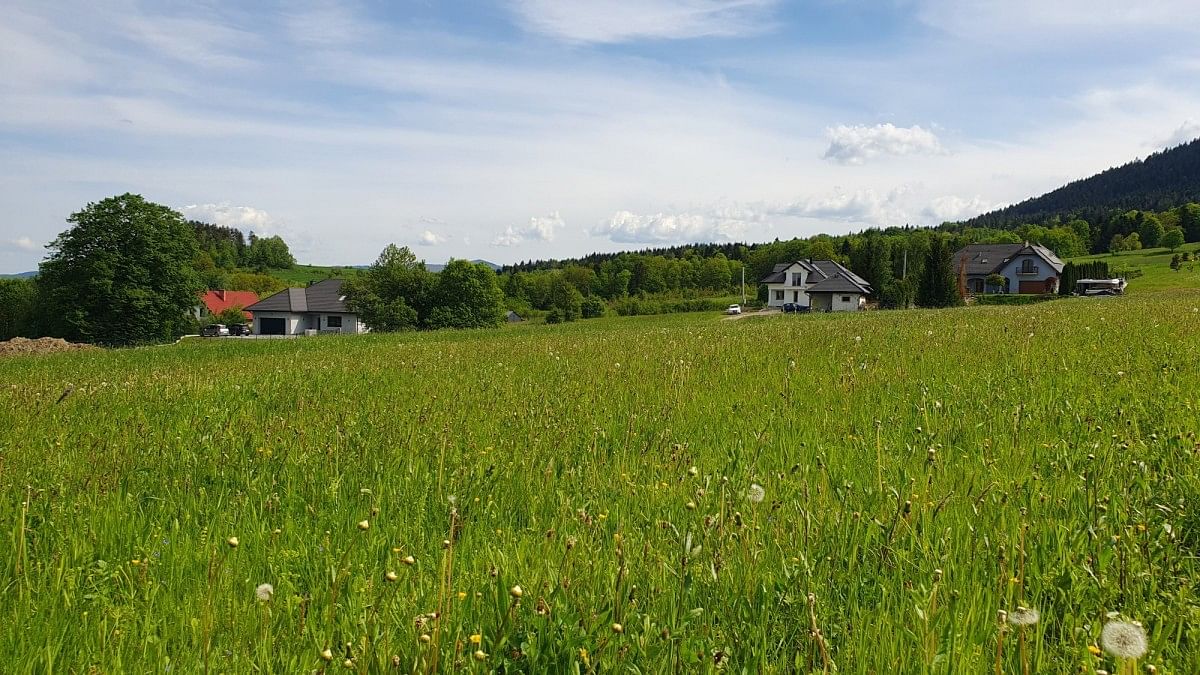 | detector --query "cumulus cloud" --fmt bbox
[1160,119,1200,148]
[492,211,565,247]
[6,236,40,252]
[823,123,944,165]
[920,195,1000,223]
[592,208,760,244]
[418,229,446,246]
[180,203,278,232]
[507,0,778,44]
[781,187,913,226]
